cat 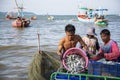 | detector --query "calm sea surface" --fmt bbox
[0,15,120,80]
